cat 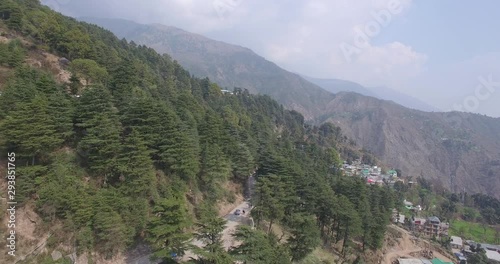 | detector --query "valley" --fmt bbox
[0,1,499,264]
